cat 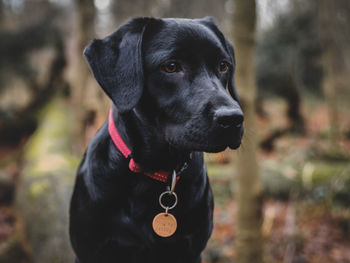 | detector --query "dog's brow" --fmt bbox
[143,22,231,69]
[145,42,228,67]
[144,49,178,68]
